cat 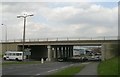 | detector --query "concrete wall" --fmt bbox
[2,43,18,54]
[101,43,118,61]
